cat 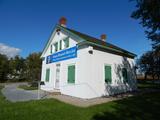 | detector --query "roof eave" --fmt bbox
[77,41,137,58]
